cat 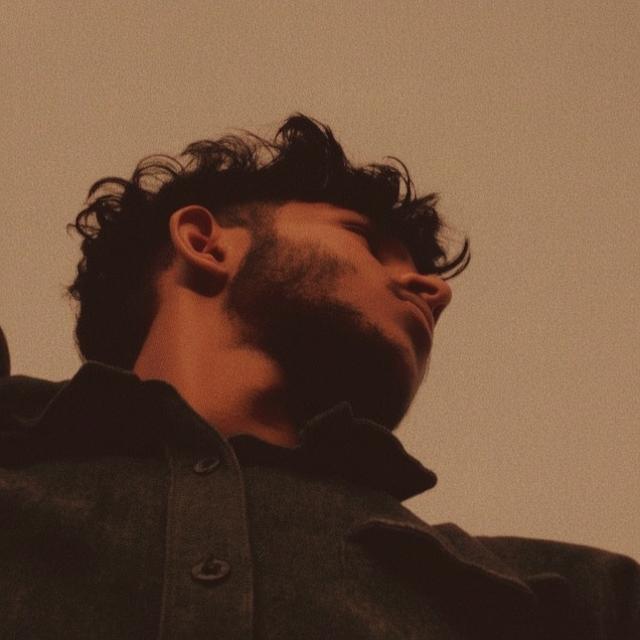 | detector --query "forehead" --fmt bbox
[274,201,370,225]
